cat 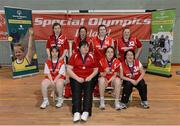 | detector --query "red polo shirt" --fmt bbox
[116,37,142,61]
[44,59,65,80]
[68,52,98,79]
[46,34,69,57]
[92,36,114,61]
[121,59,142,80]
[73,37,93,53]
[99,57,121,80]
